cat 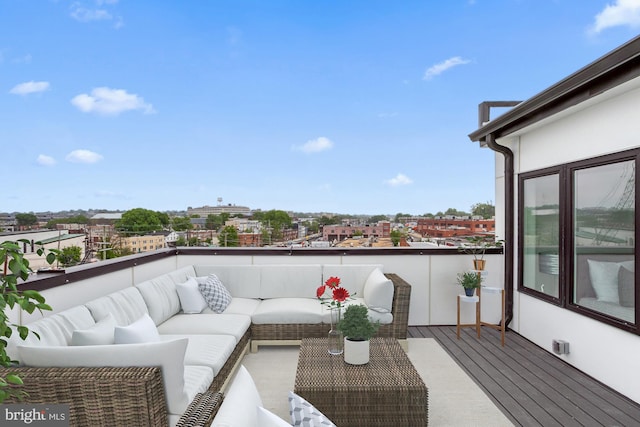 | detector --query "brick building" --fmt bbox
[414,216,495,238]
[322,221,391,242]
